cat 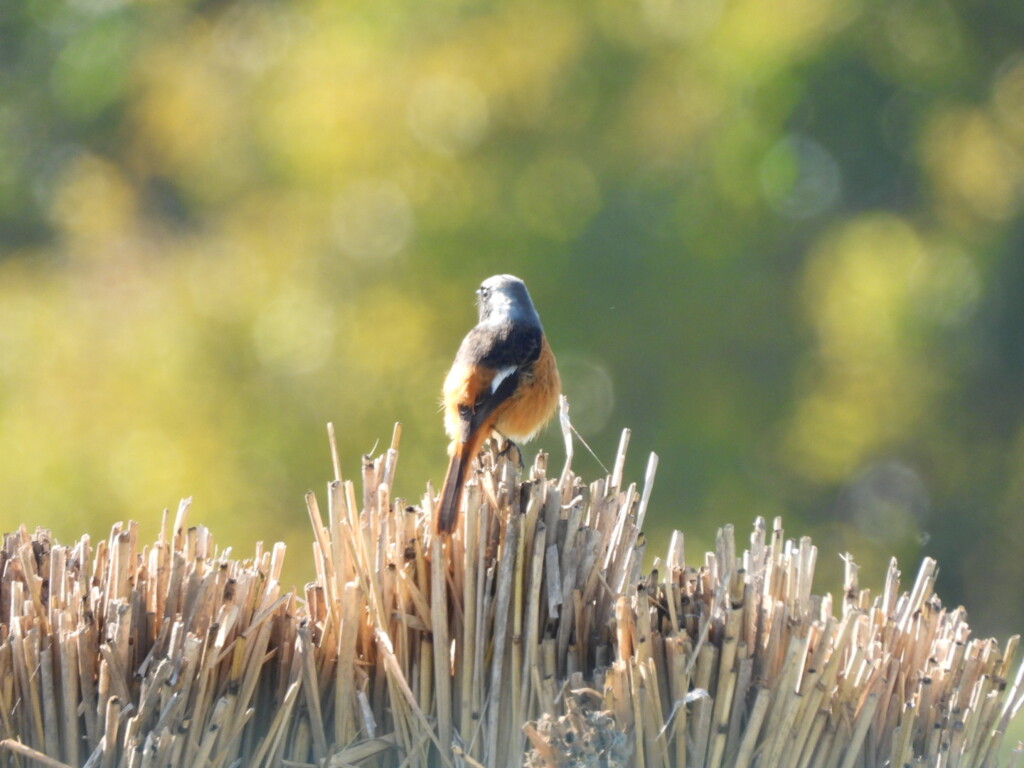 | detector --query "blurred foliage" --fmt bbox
[2,0,1024,647]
